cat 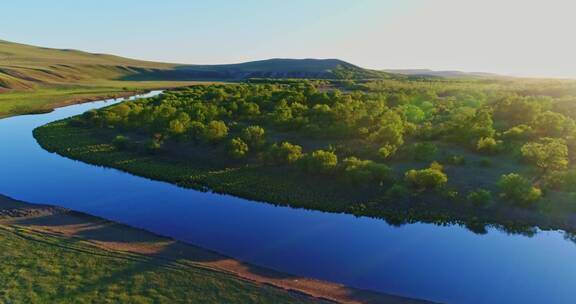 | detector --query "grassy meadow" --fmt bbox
[0,226,314,304]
